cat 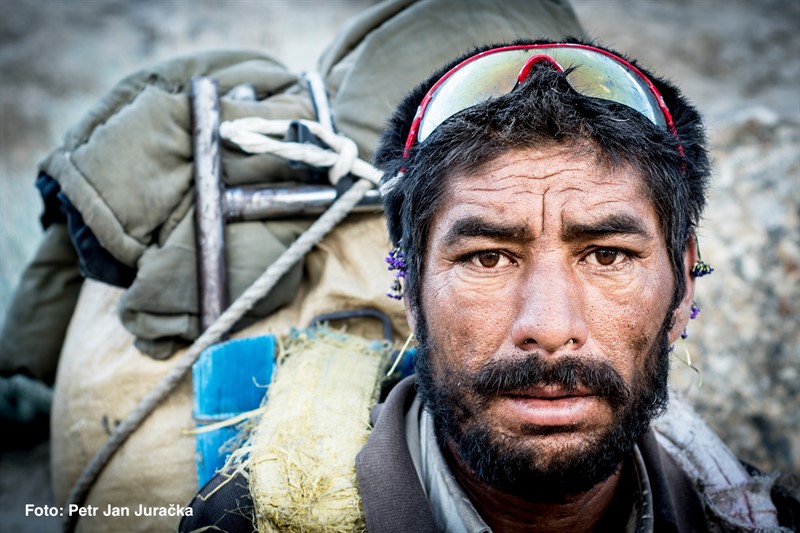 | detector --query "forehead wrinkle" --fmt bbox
[436,148,654,248]
[477,167,588,187]
[458,171,553,196]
